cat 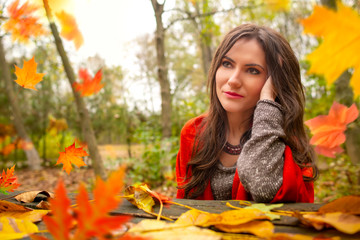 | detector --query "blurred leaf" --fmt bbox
[0,200,30,213]
[55,10,84,49]
[73,69,104,97]
[319,195,360,215]
[0,217,39,239]
[215,220,273,238]
[14,191,54,203]
[264,0,289,11]
[2,0,47,43]
[305,102,359,157]
[56,142,88,174]
[14,57,45,90]
[300,3,360,97]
